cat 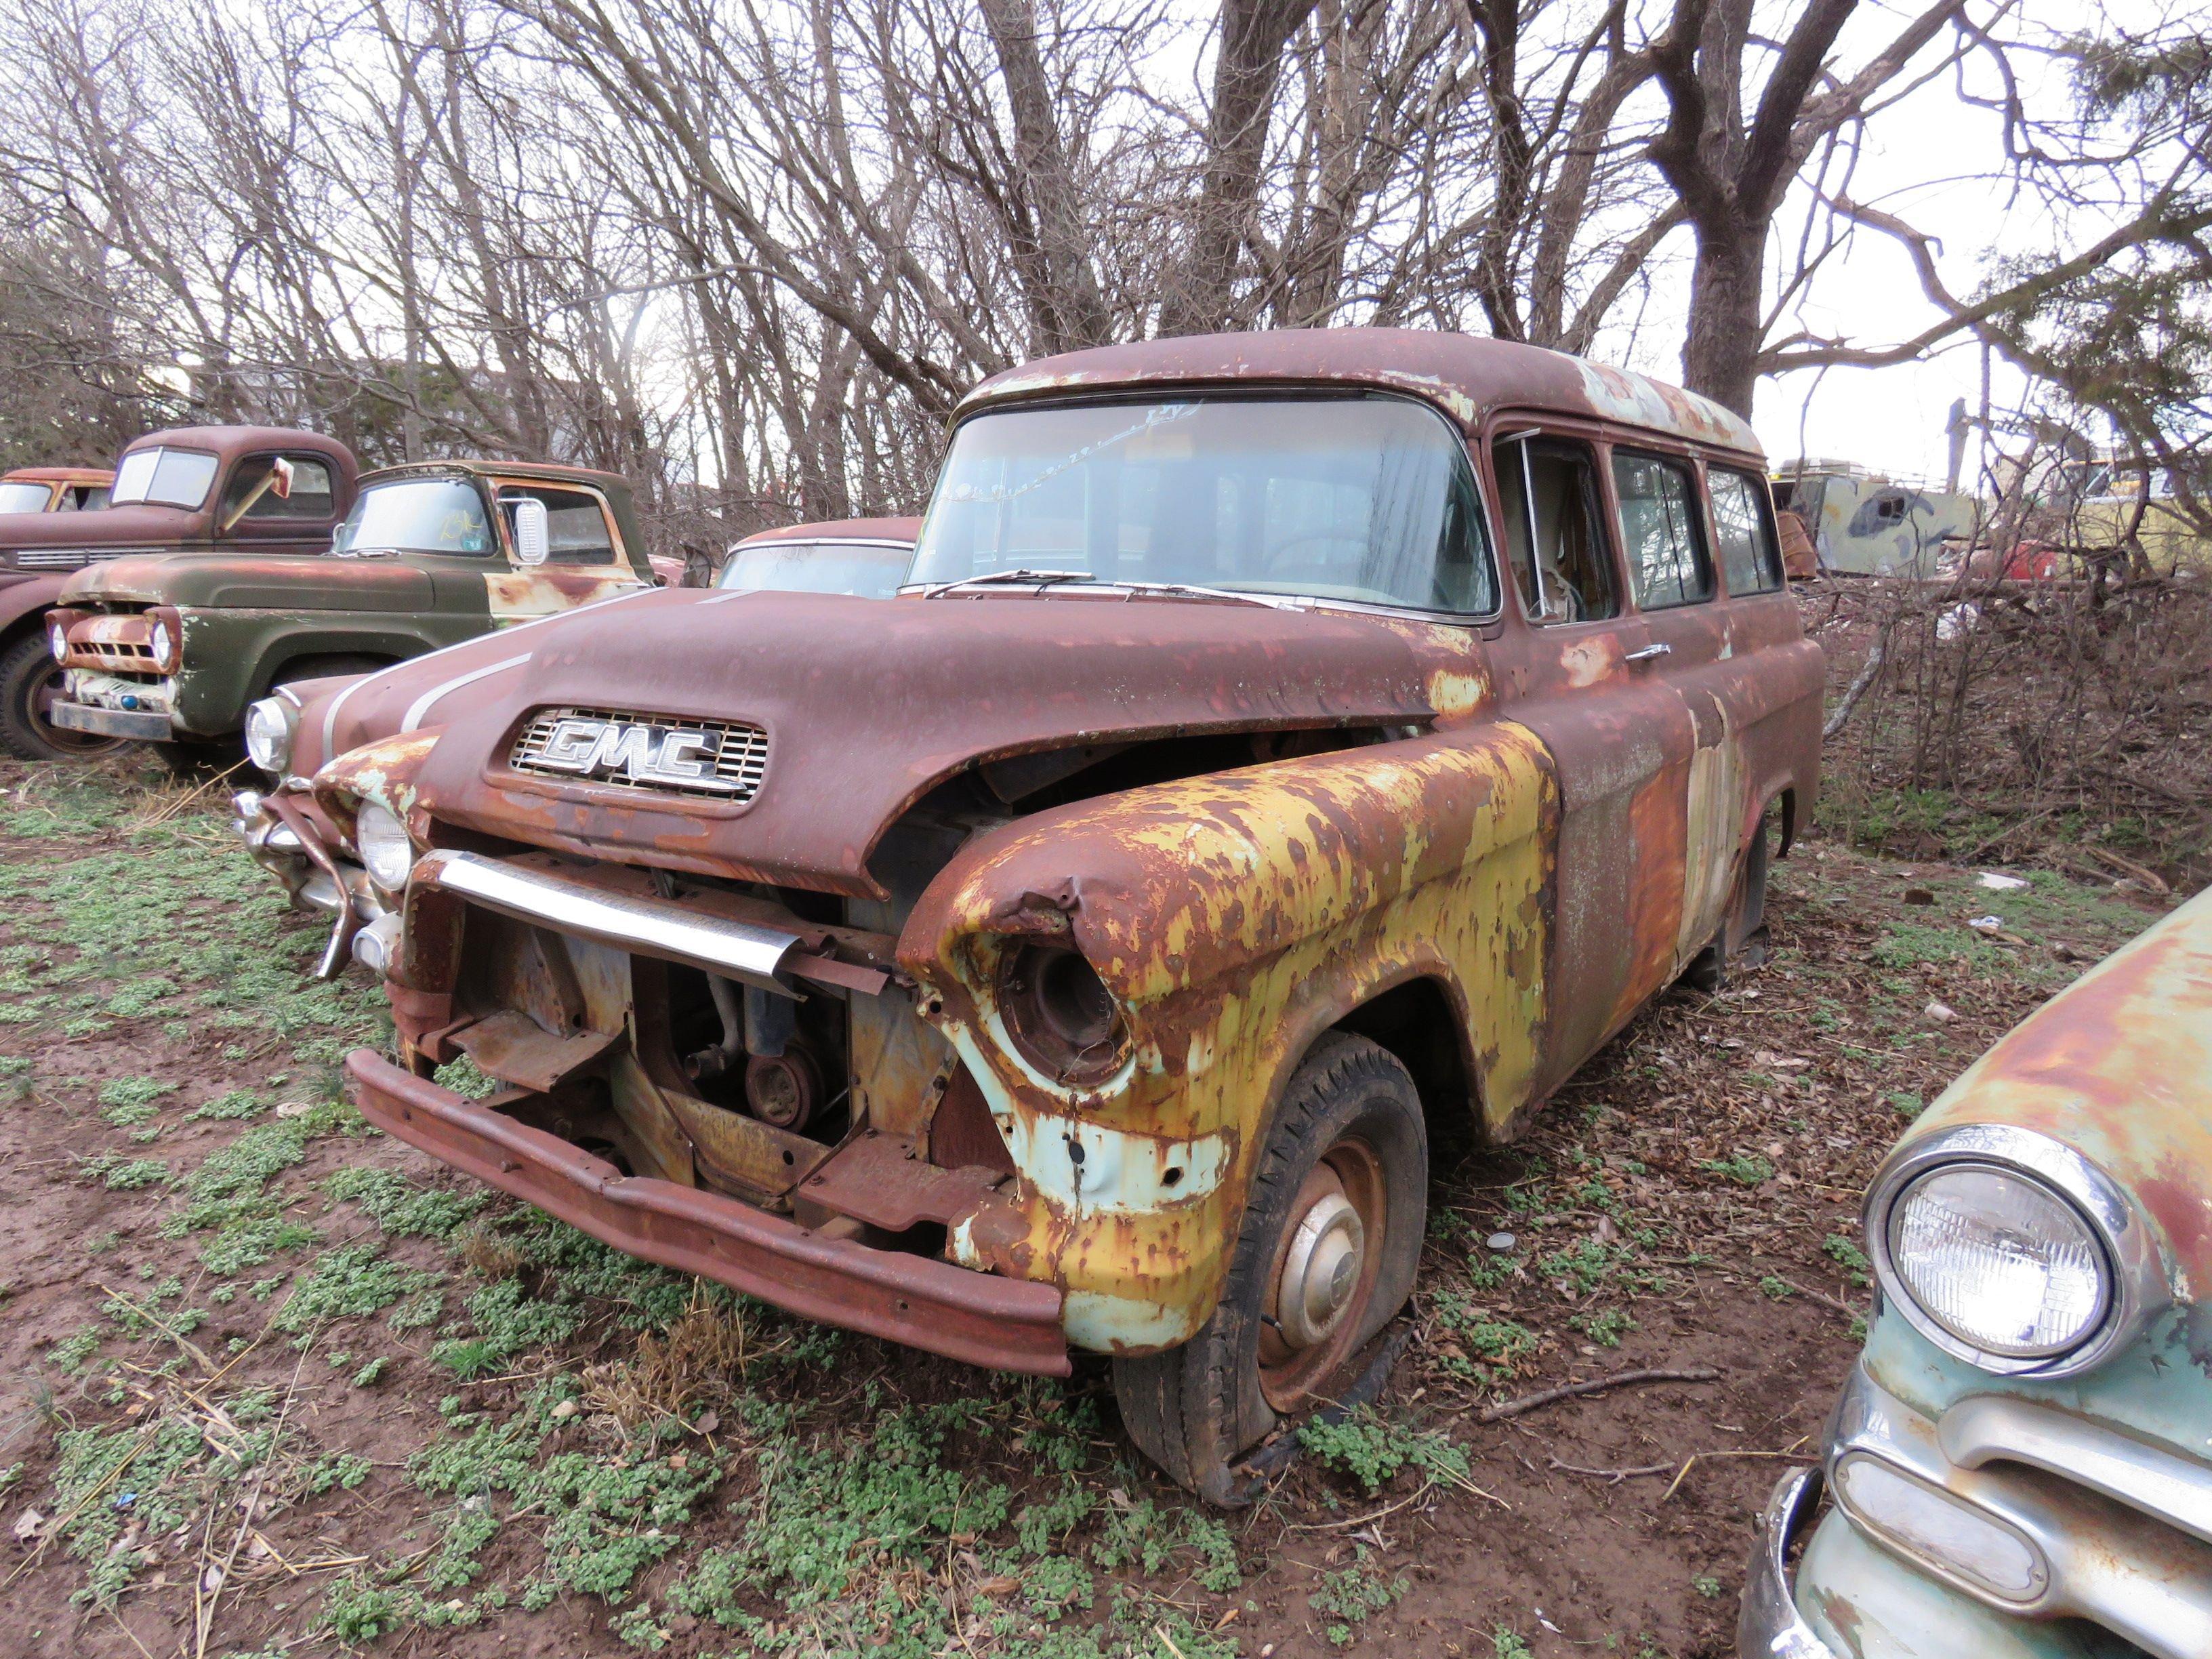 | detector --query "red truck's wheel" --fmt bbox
[0,634,125,760]
[1112,1032,1426,1504]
